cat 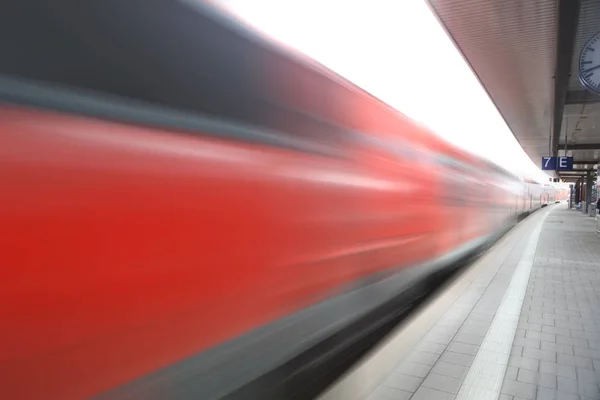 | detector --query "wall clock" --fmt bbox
[579,31,600,94]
